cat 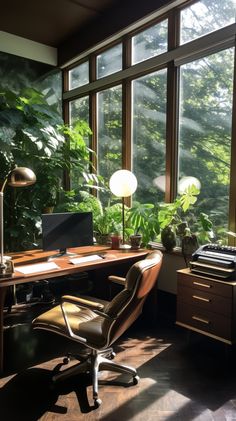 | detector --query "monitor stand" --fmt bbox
[48,248,78,260]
